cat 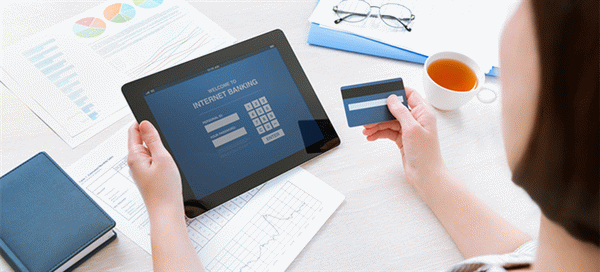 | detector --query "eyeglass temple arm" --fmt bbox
[380,14,414,32]
[333,6,372,24]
